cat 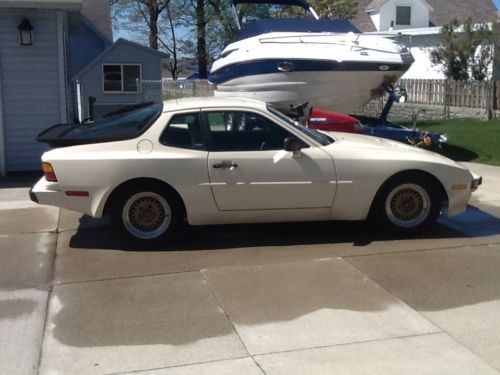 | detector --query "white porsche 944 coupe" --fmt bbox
[31,97,481,245]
